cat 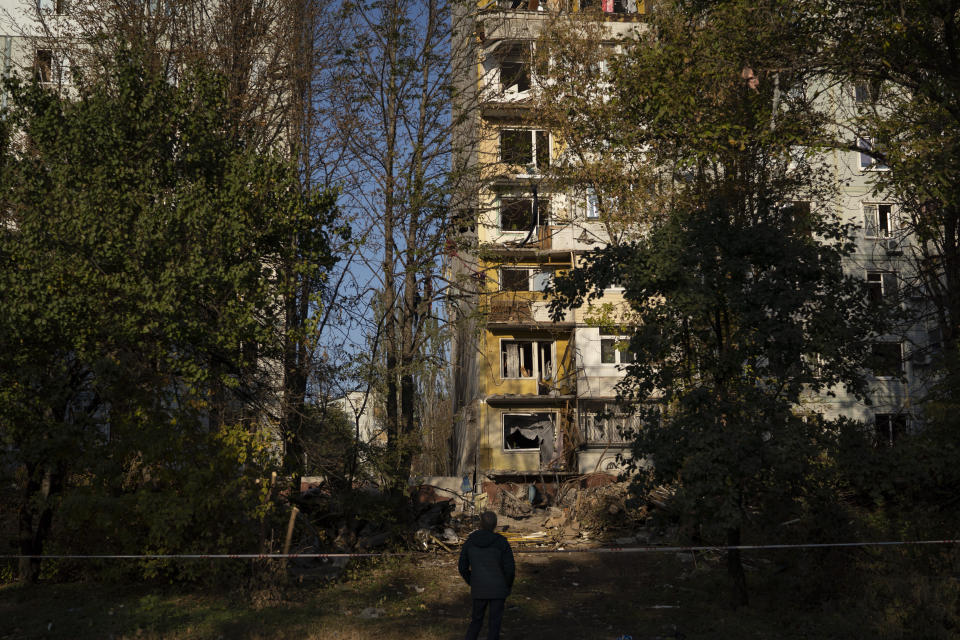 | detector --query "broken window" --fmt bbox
[500,129,549,169]
[600,332,634,365]
[498,43,531,94]
[500,196,550,232]
[34,49,53,84]
[503,413,556,464]
[863,203,895,237]
[866,270,898,304]
[500,339,553,380]
[874,413,907,447]
[869,342,902,378]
